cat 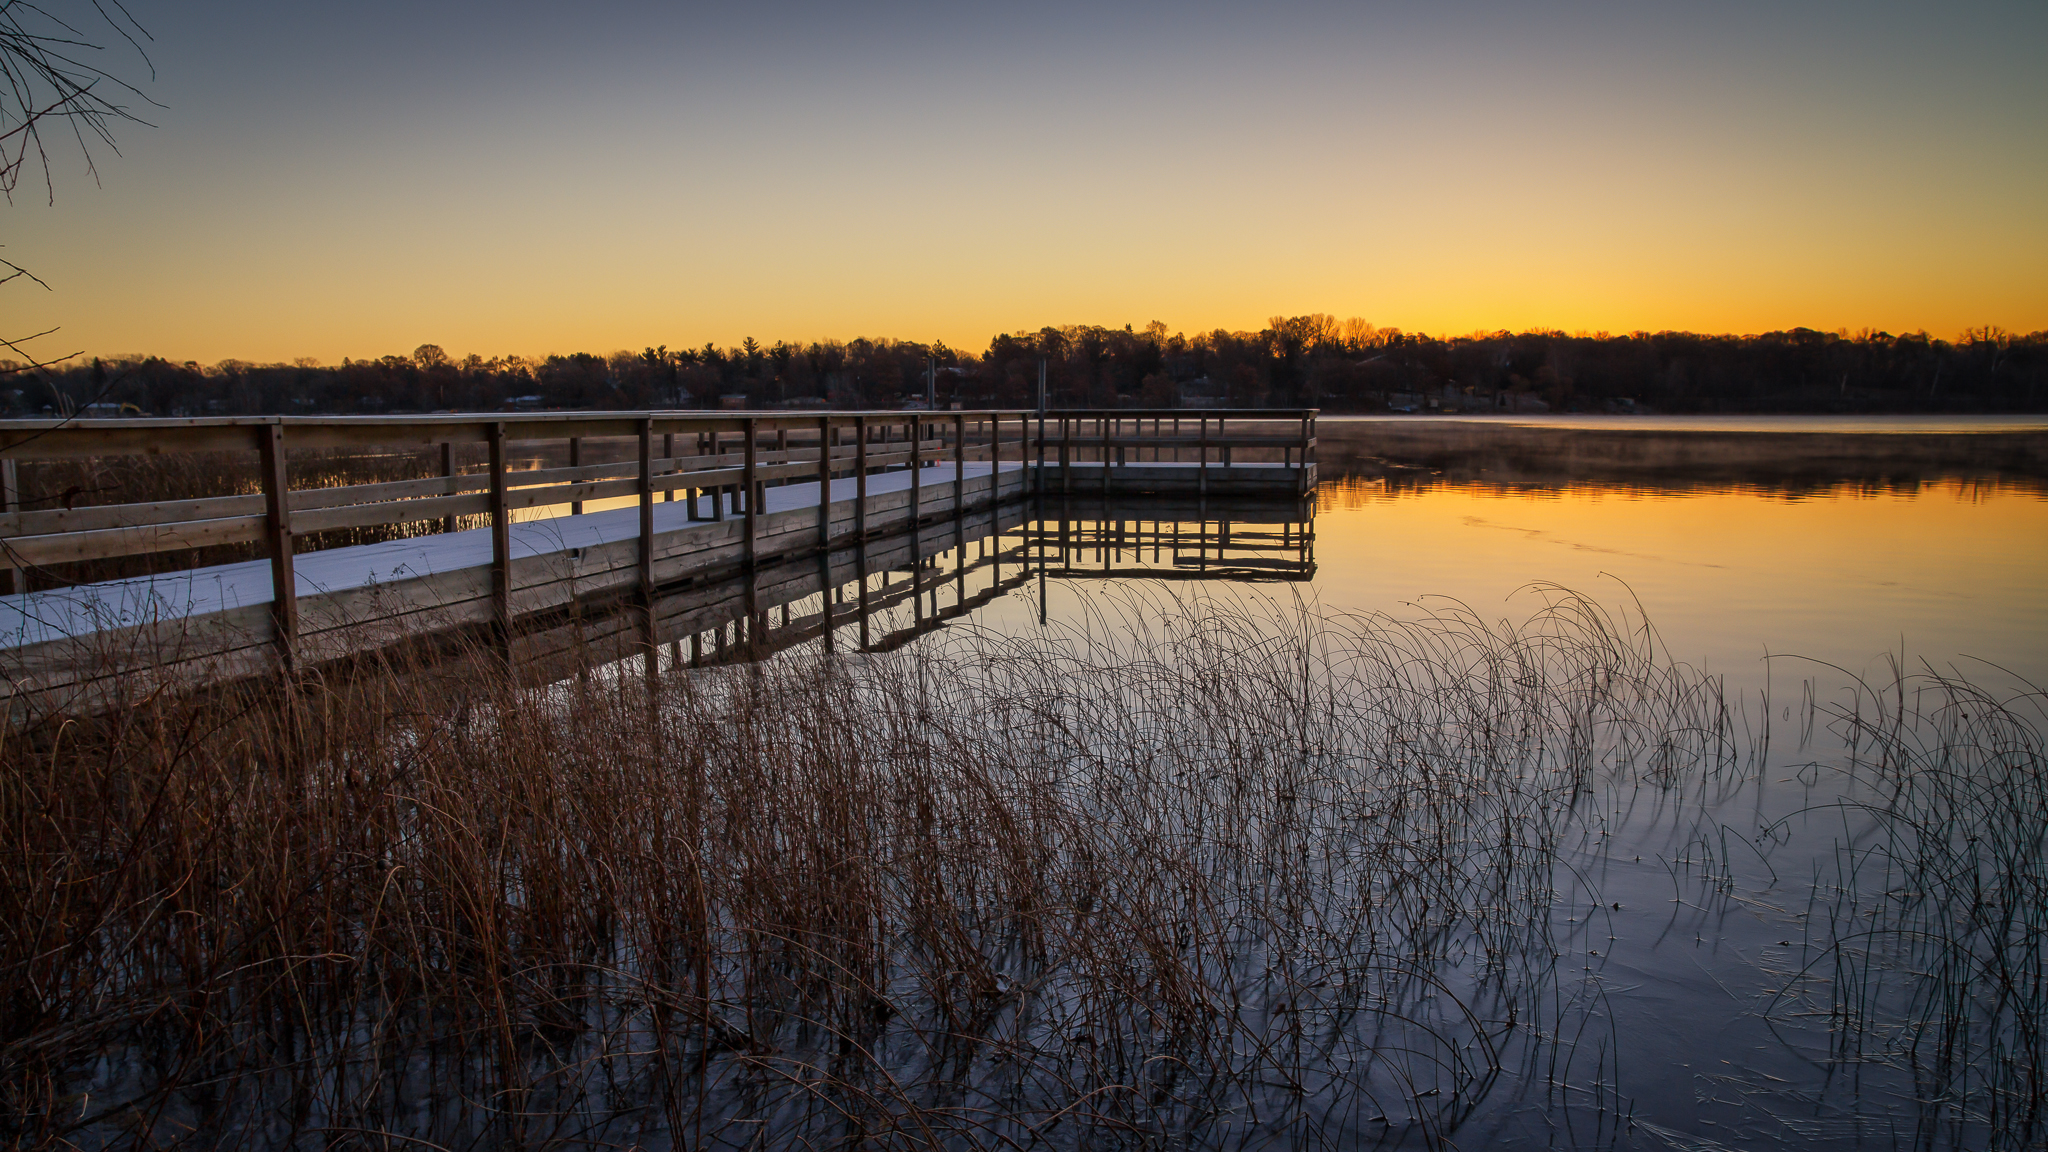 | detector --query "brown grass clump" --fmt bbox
[3,585,2030,1149]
